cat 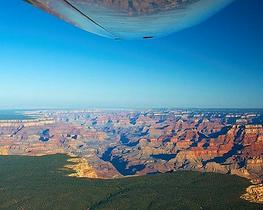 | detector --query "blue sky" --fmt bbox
[0,0,262,109]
